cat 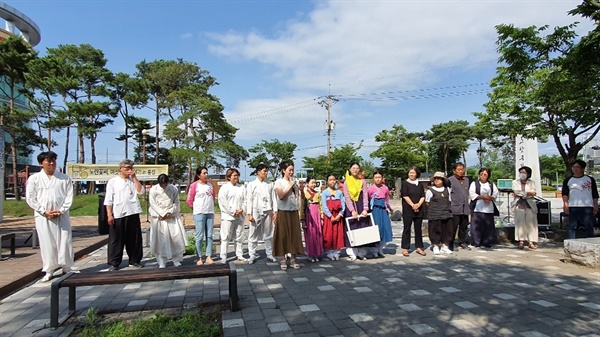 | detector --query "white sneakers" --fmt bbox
[266,255,278,263]
[173,261,181,267]
[440,246,453,255]
[433,246,441,255]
